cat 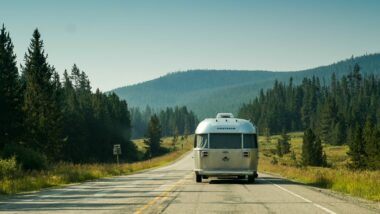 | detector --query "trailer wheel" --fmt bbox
[196,174,202,183]
[247,175,255,183]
